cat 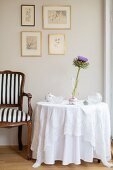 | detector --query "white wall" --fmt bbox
[0,0,104,145]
